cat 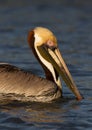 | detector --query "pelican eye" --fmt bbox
[43,40,57,51]
[47,40,54,47]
